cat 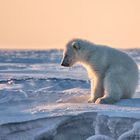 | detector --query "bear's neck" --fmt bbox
[81,62,97,80]
[78,47,99,79]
